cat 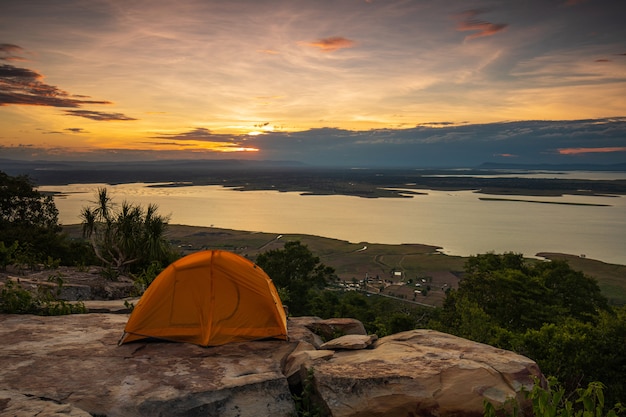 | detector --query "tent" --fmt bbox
[119,250,288,347]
